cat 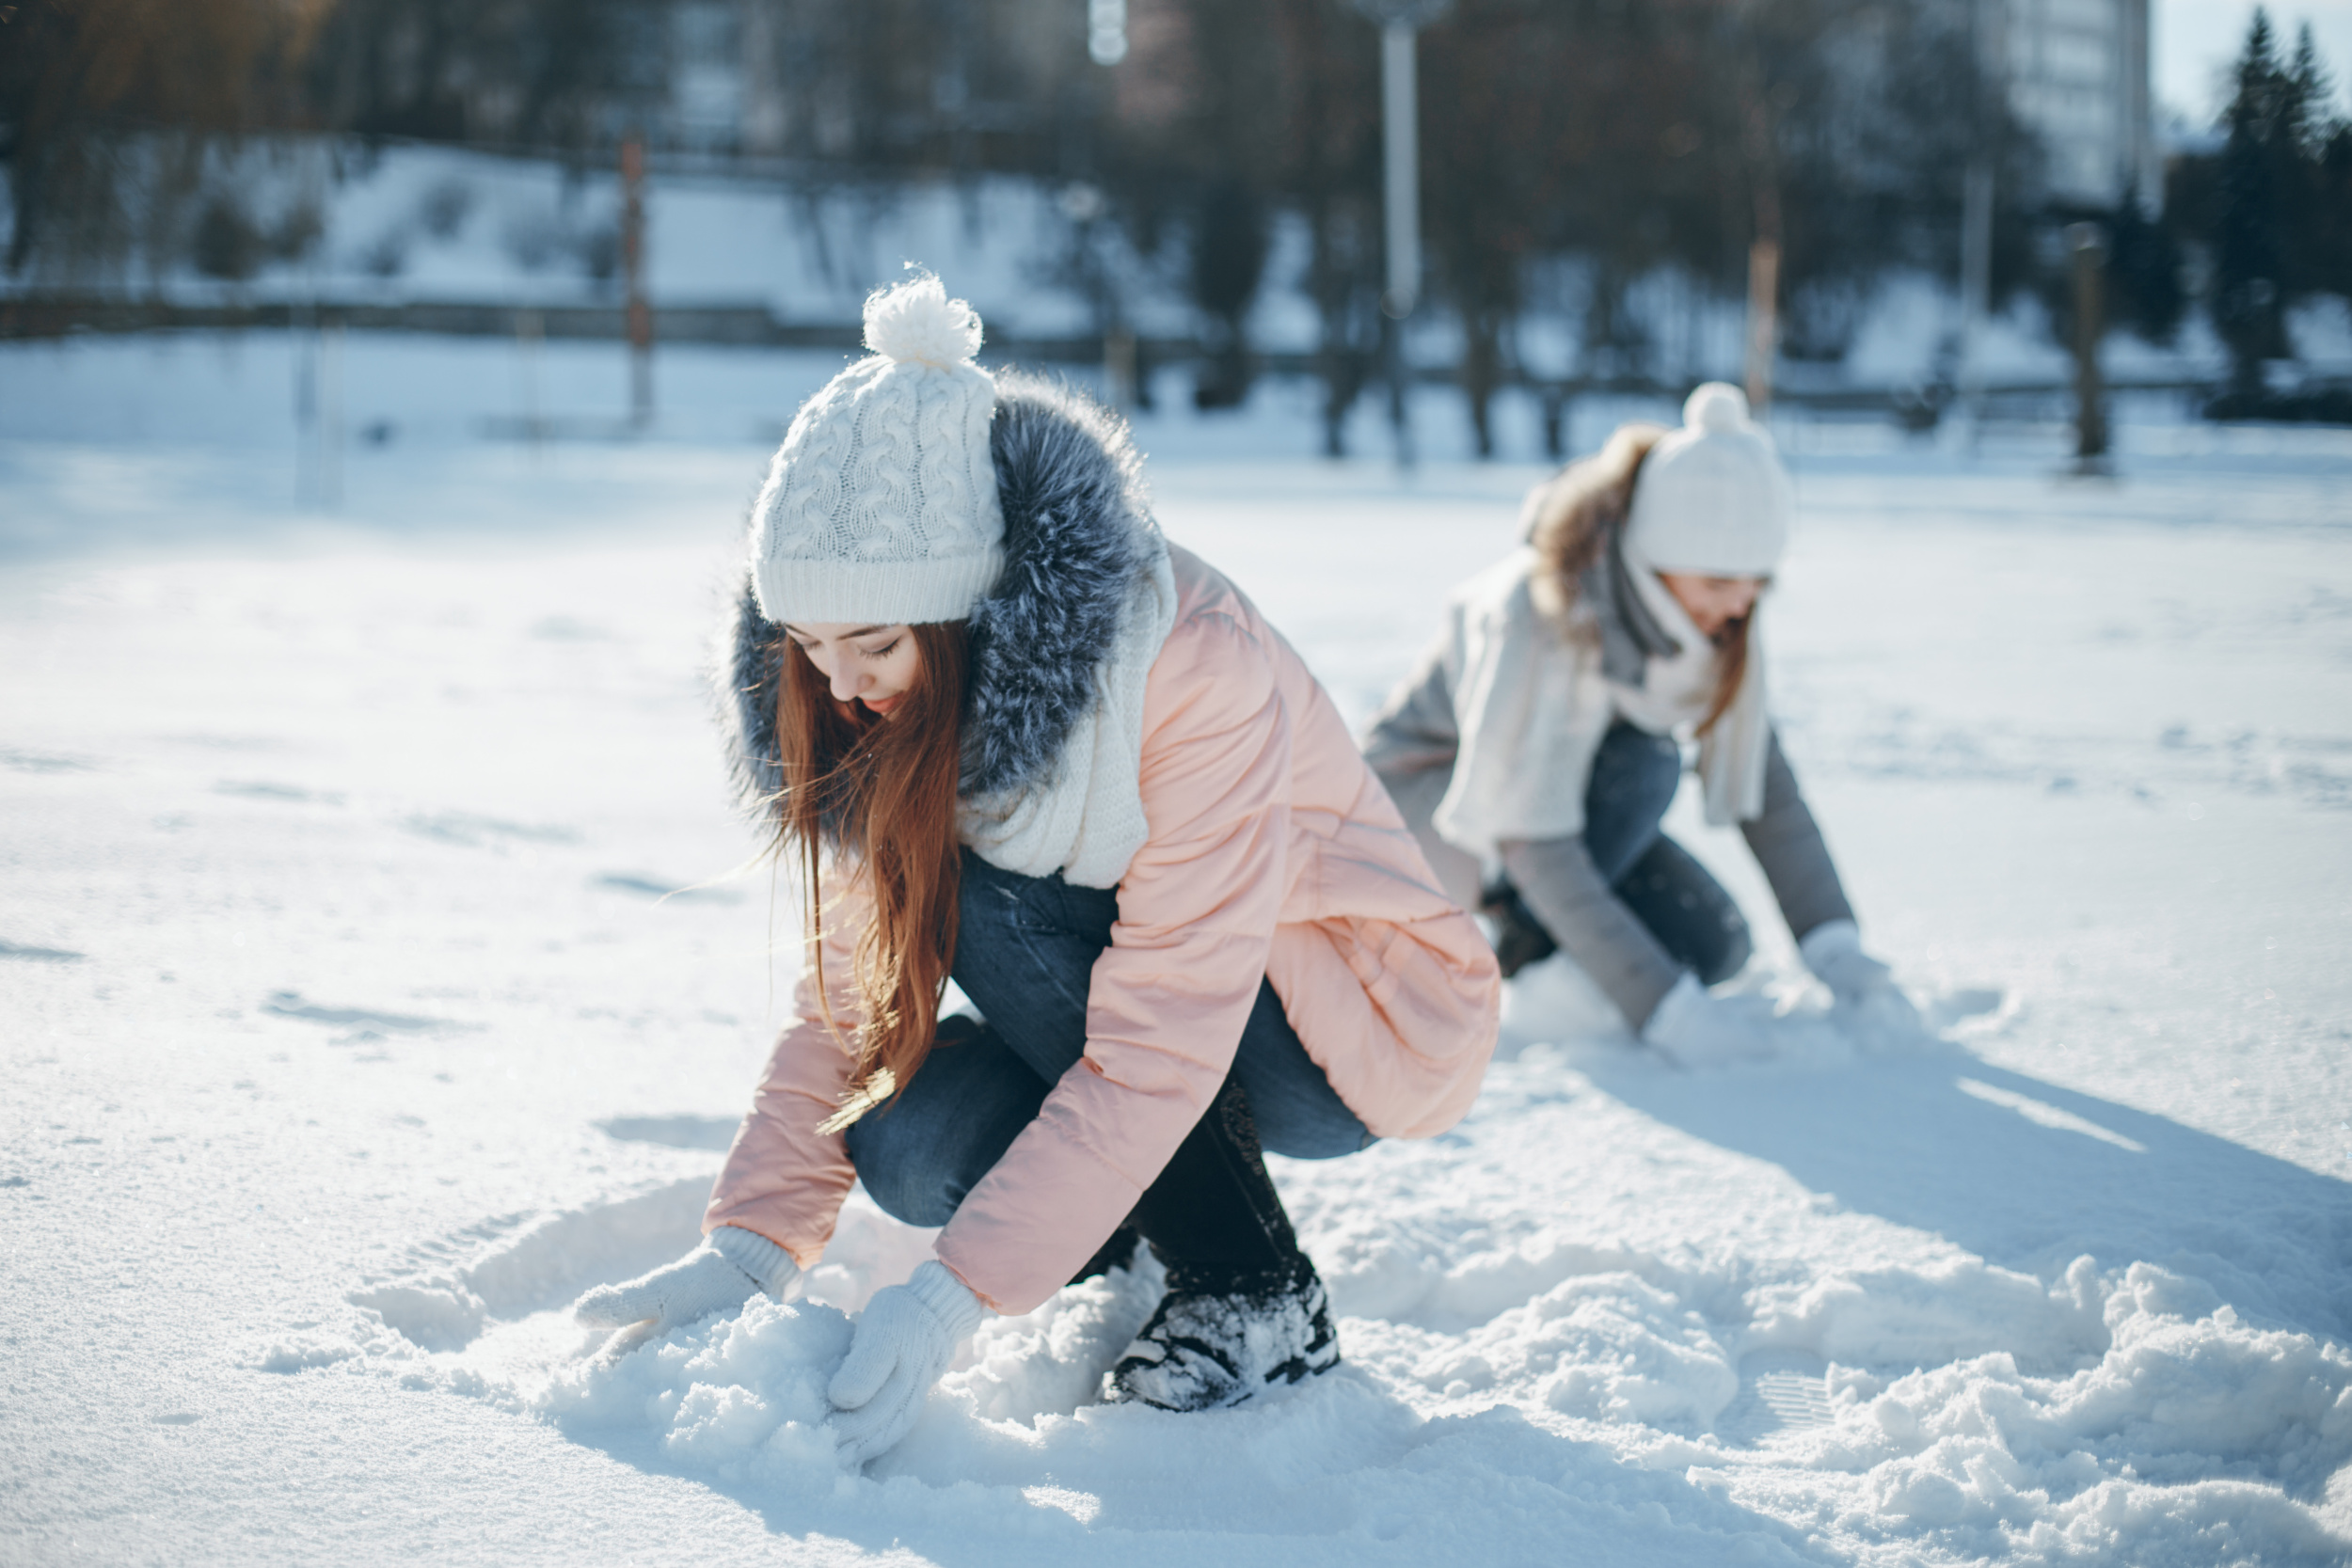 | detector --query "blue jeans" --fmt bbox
[846,851,1374,1230]
[1576,721,1751,985]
